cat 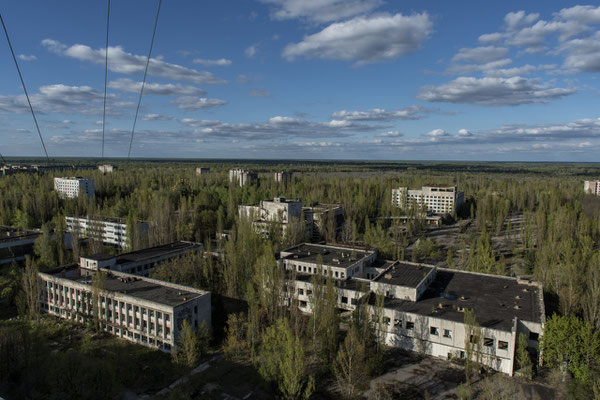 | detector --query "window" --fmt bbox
[300,300,307,308]
[194,305,198,314]
[430,326,439,335]
[335,271,339,278]
[406,321,414,330]
[341,296,348,304]
[498,340,508,350]
[298,288,304,295]
[394,319,402,327]
[469,335,479,344]
[529,332,539,341]
[484,337,494,347]
[307,289,312,295]
[443,329,452,338]
[351,298,358,305]
[382,317,390,325]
